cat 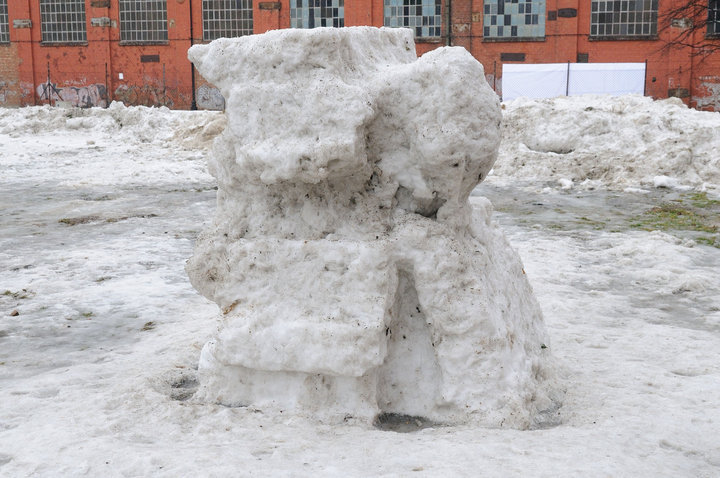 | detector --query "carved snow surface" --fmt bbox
[186,27,559,428]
